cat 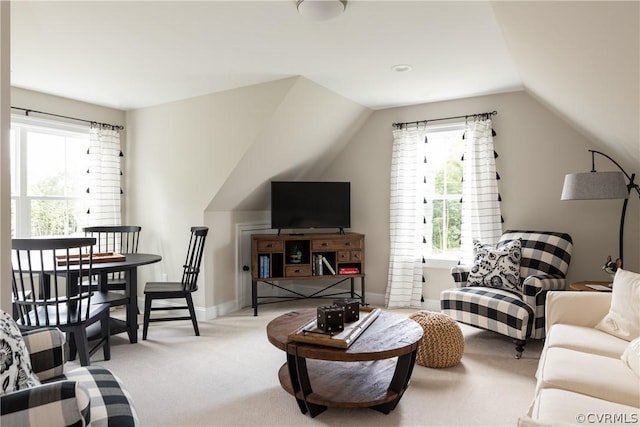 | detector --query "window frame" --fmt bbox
[11,115,90,238]
[422,122,465,269]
